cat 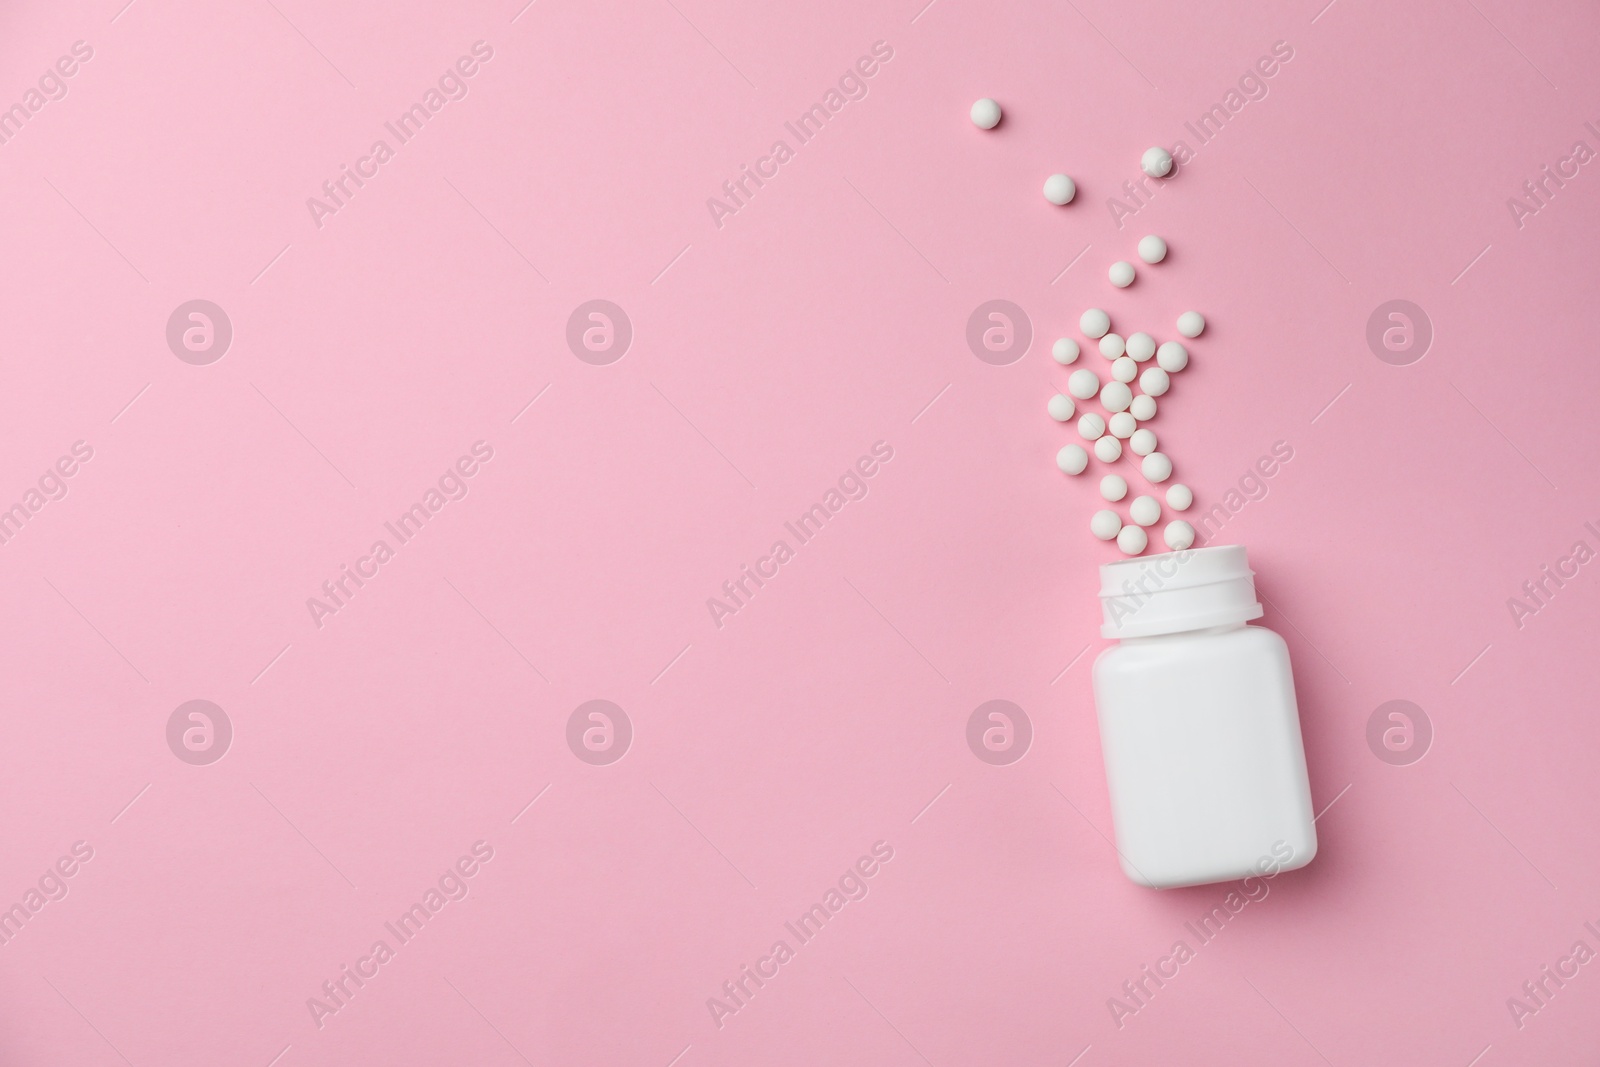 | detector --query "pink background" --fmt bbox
[2,0,1599,1063]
